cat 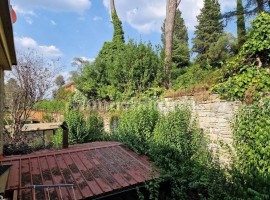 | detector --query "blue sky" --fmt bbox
[11,0,237,80]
